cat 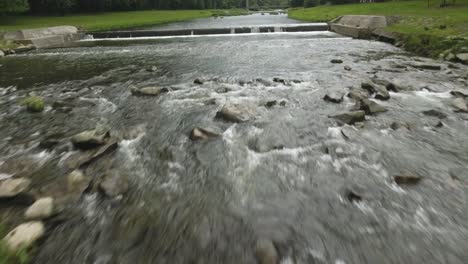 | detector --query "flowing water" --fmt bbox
[1,15,468,264]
